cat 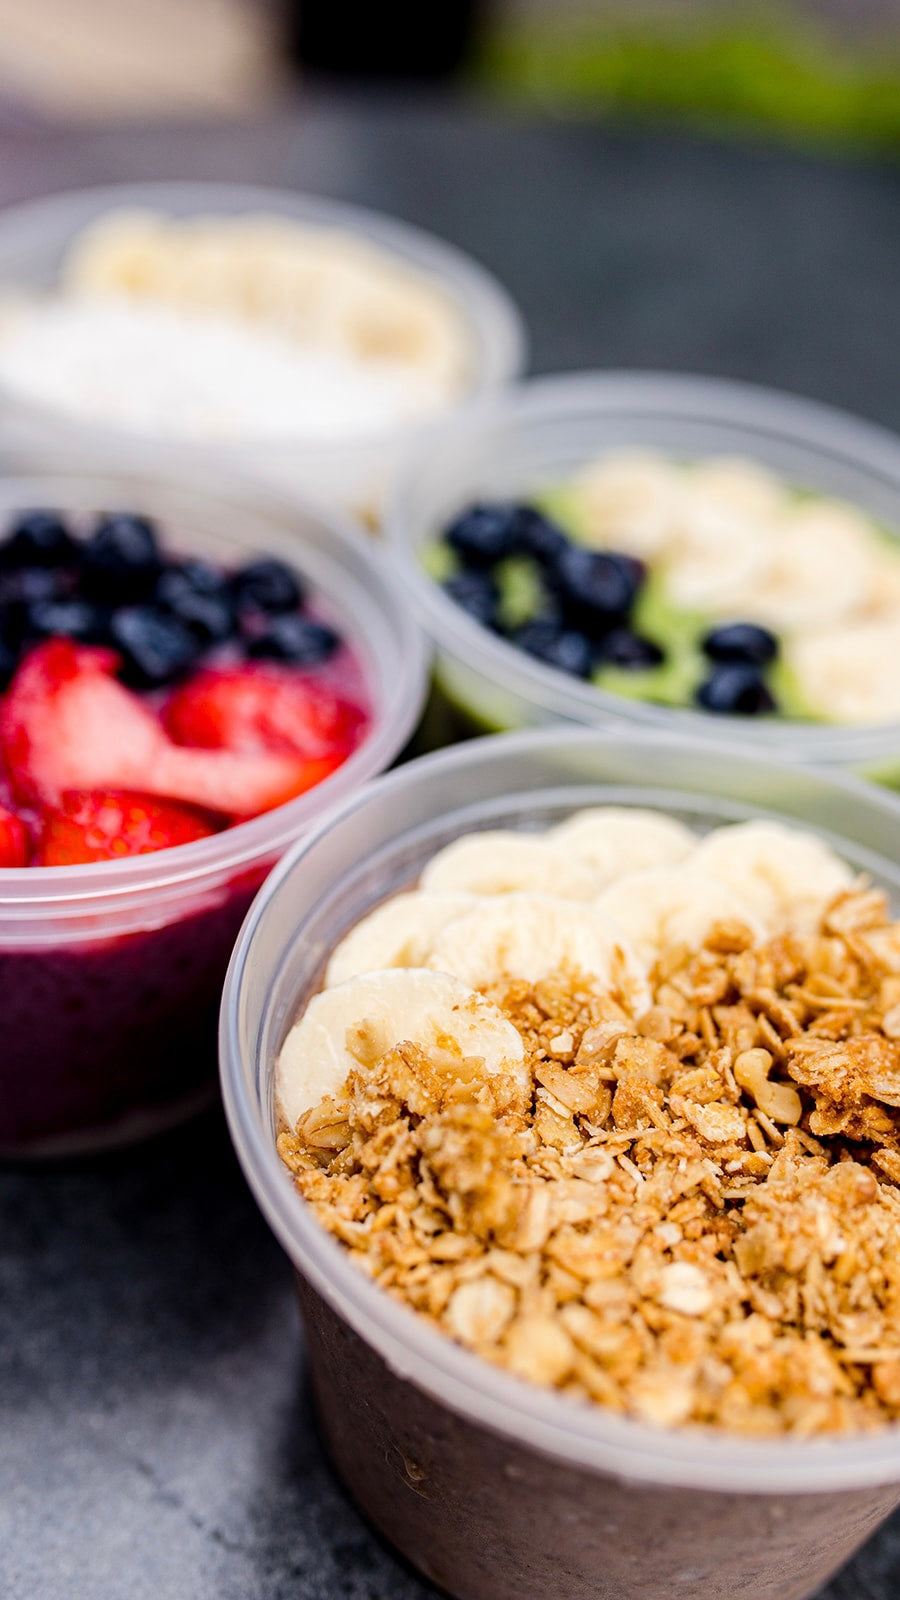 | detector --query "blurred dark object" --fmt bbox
[286,0,482,80]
